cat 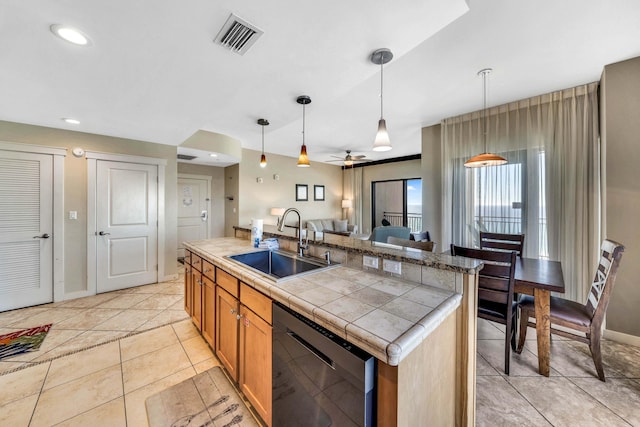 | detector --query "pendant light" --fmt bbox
[464,68,507,168]
[296,95,311,167]
[258,118,269,168]
[371,48,393,152]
